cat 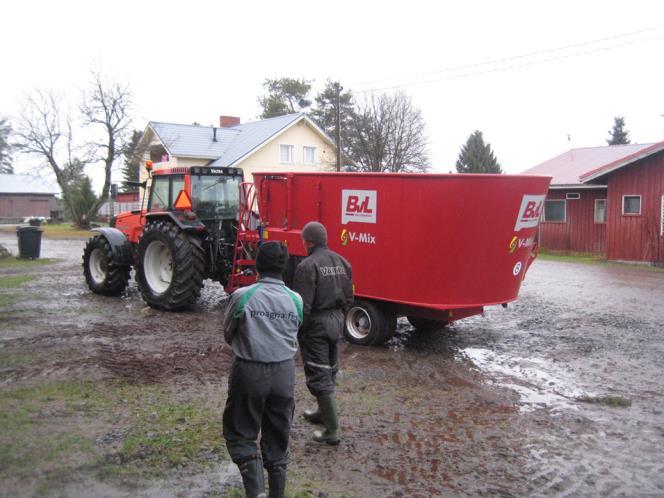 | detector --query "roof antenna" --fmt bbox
[213,126,217,142]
